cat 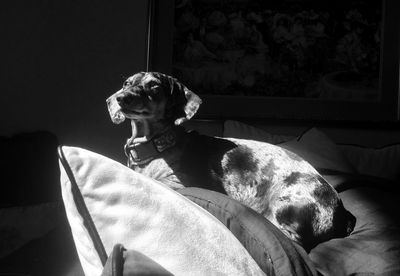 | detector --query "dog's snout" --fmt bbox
[116,94,133,107]
[116,95,125,104]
